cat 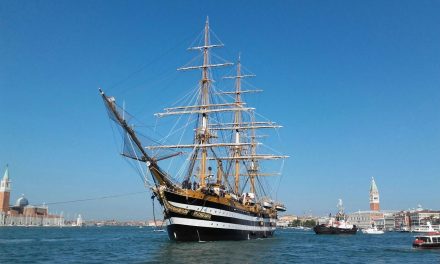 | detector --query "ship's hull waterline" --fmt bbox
[161,190,277,241]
